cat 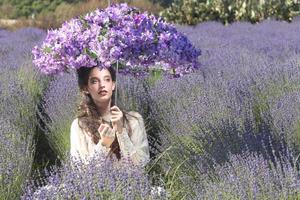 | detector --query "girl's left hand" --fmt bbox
[110,106,124,134]
[98,124,115,148]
